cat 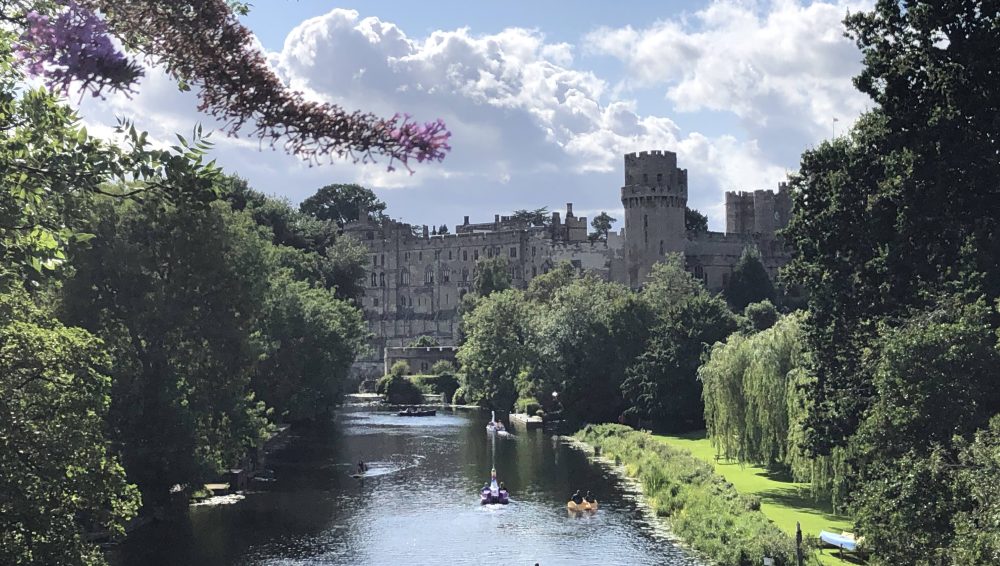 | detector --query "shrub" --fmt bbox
[514,396,541,415]
[430,360,455,375]
[388,360,409,377]
[377,374,423,405]
[452,386,467,405]
[410,373,460,403]
[407,335,440,347]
